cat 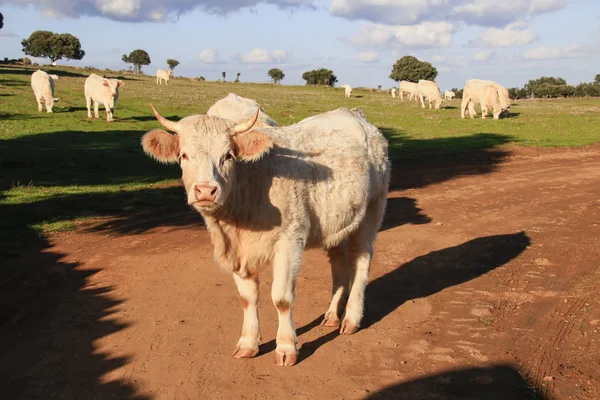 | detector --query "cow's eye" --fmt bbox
[225,153,234,161]
[180,153,188,161]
